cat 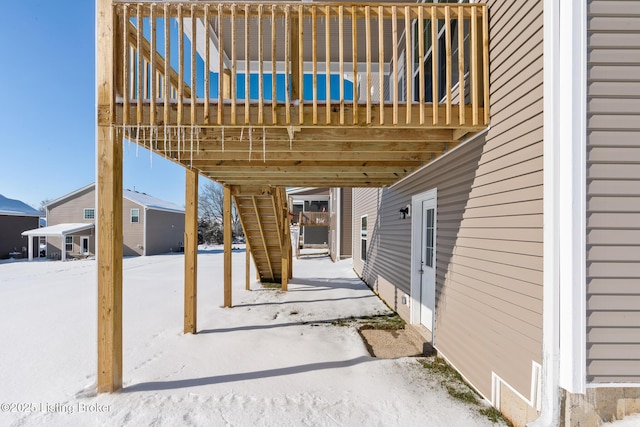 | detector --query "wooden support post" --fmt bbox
[97,126,123,394]
[281,251,289,292]
[289,237,293,279]
[97,0,123,394]
[223,185,232,307]
[245,239,251,291]
[184,168,198,334]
